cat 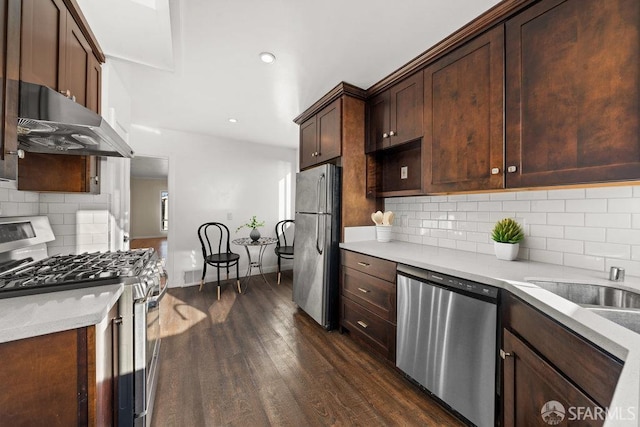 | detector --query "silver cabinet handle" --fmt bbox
[357,287,370,293]
[500,349,513,359]
[389,130,396,136]
[507,165,517,173]
[382,133,389,138]
[357,320,368,329]
[491,167,500,175]
[357,261,370,267]
[7,149,25,159]
[311,152,316,157]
